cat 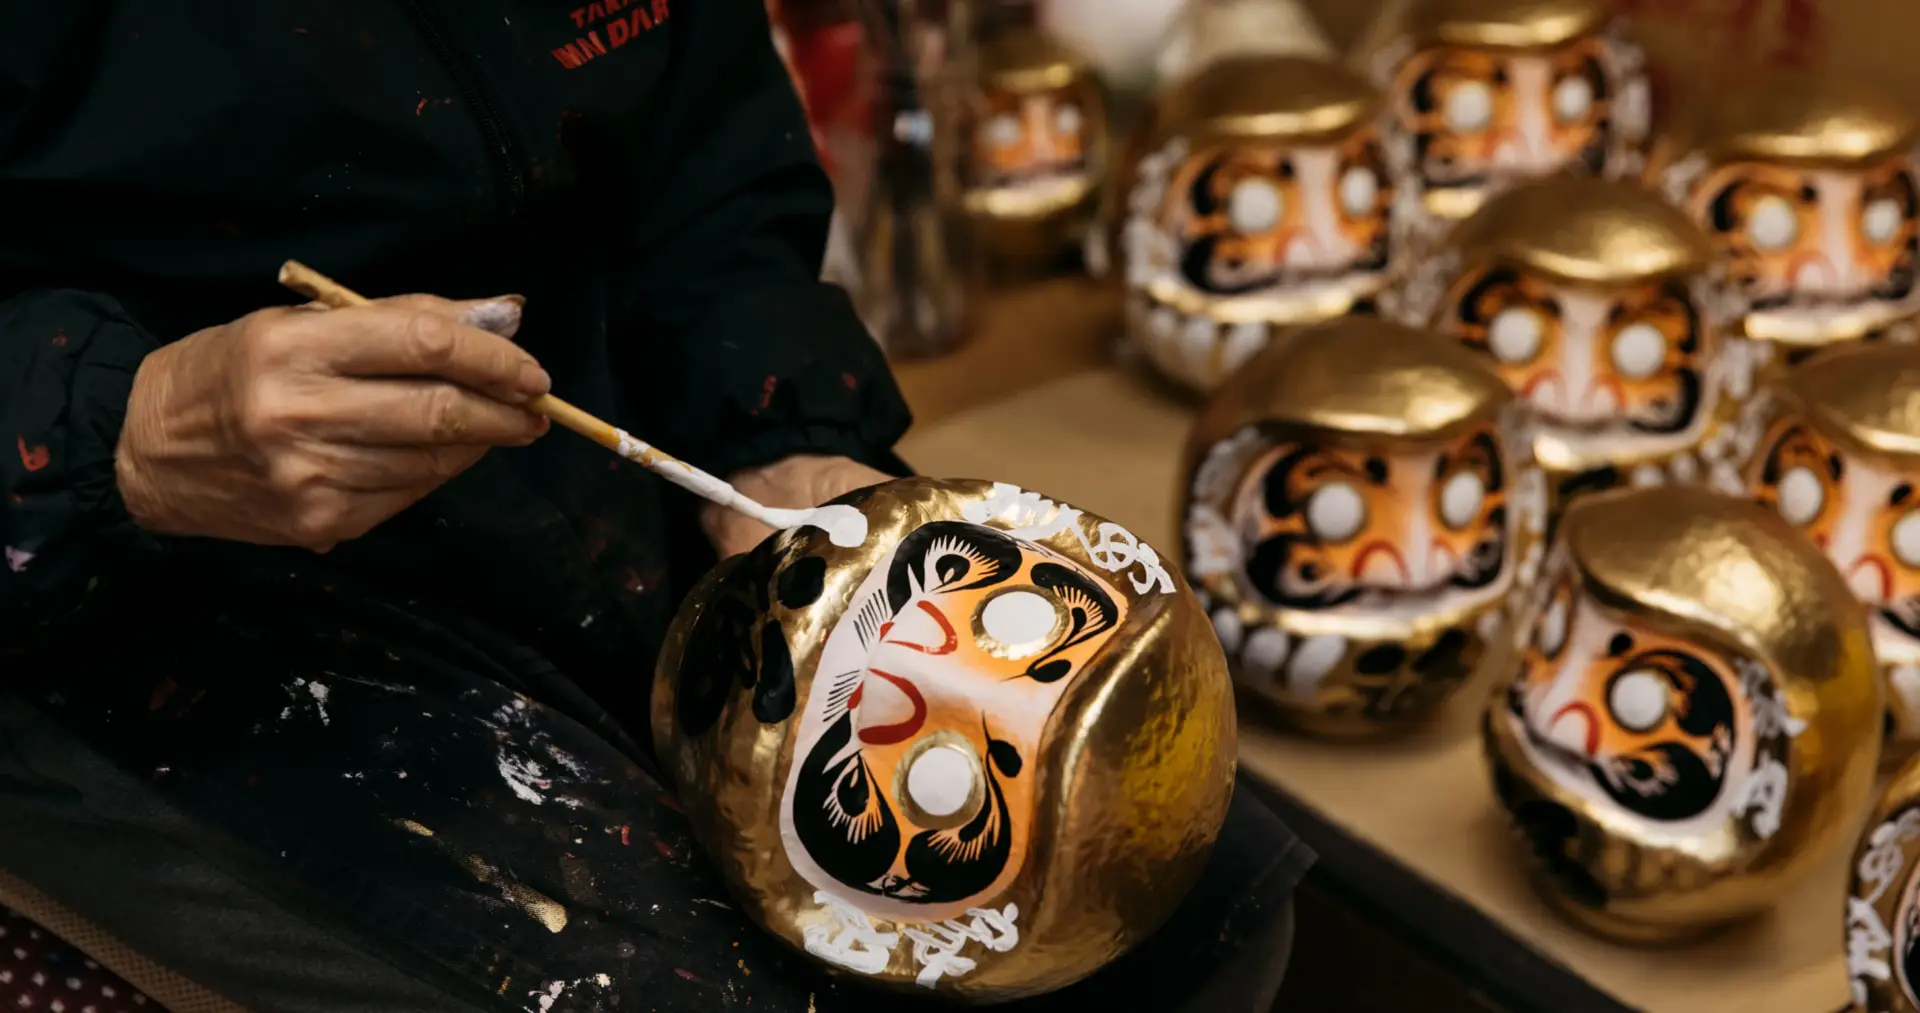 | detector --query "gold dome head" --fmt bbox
[1777,340,1920,458]
[978,24,1090,95]
[1151,54,1381,148]
[1206,316,1514,441]
[1180,315,1550,736]
[1405,0,1614,50]
[1445,176,1715,286]
[653,477,1234,999]
[1675,72,1920,168]
[1487,485,1880,942]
